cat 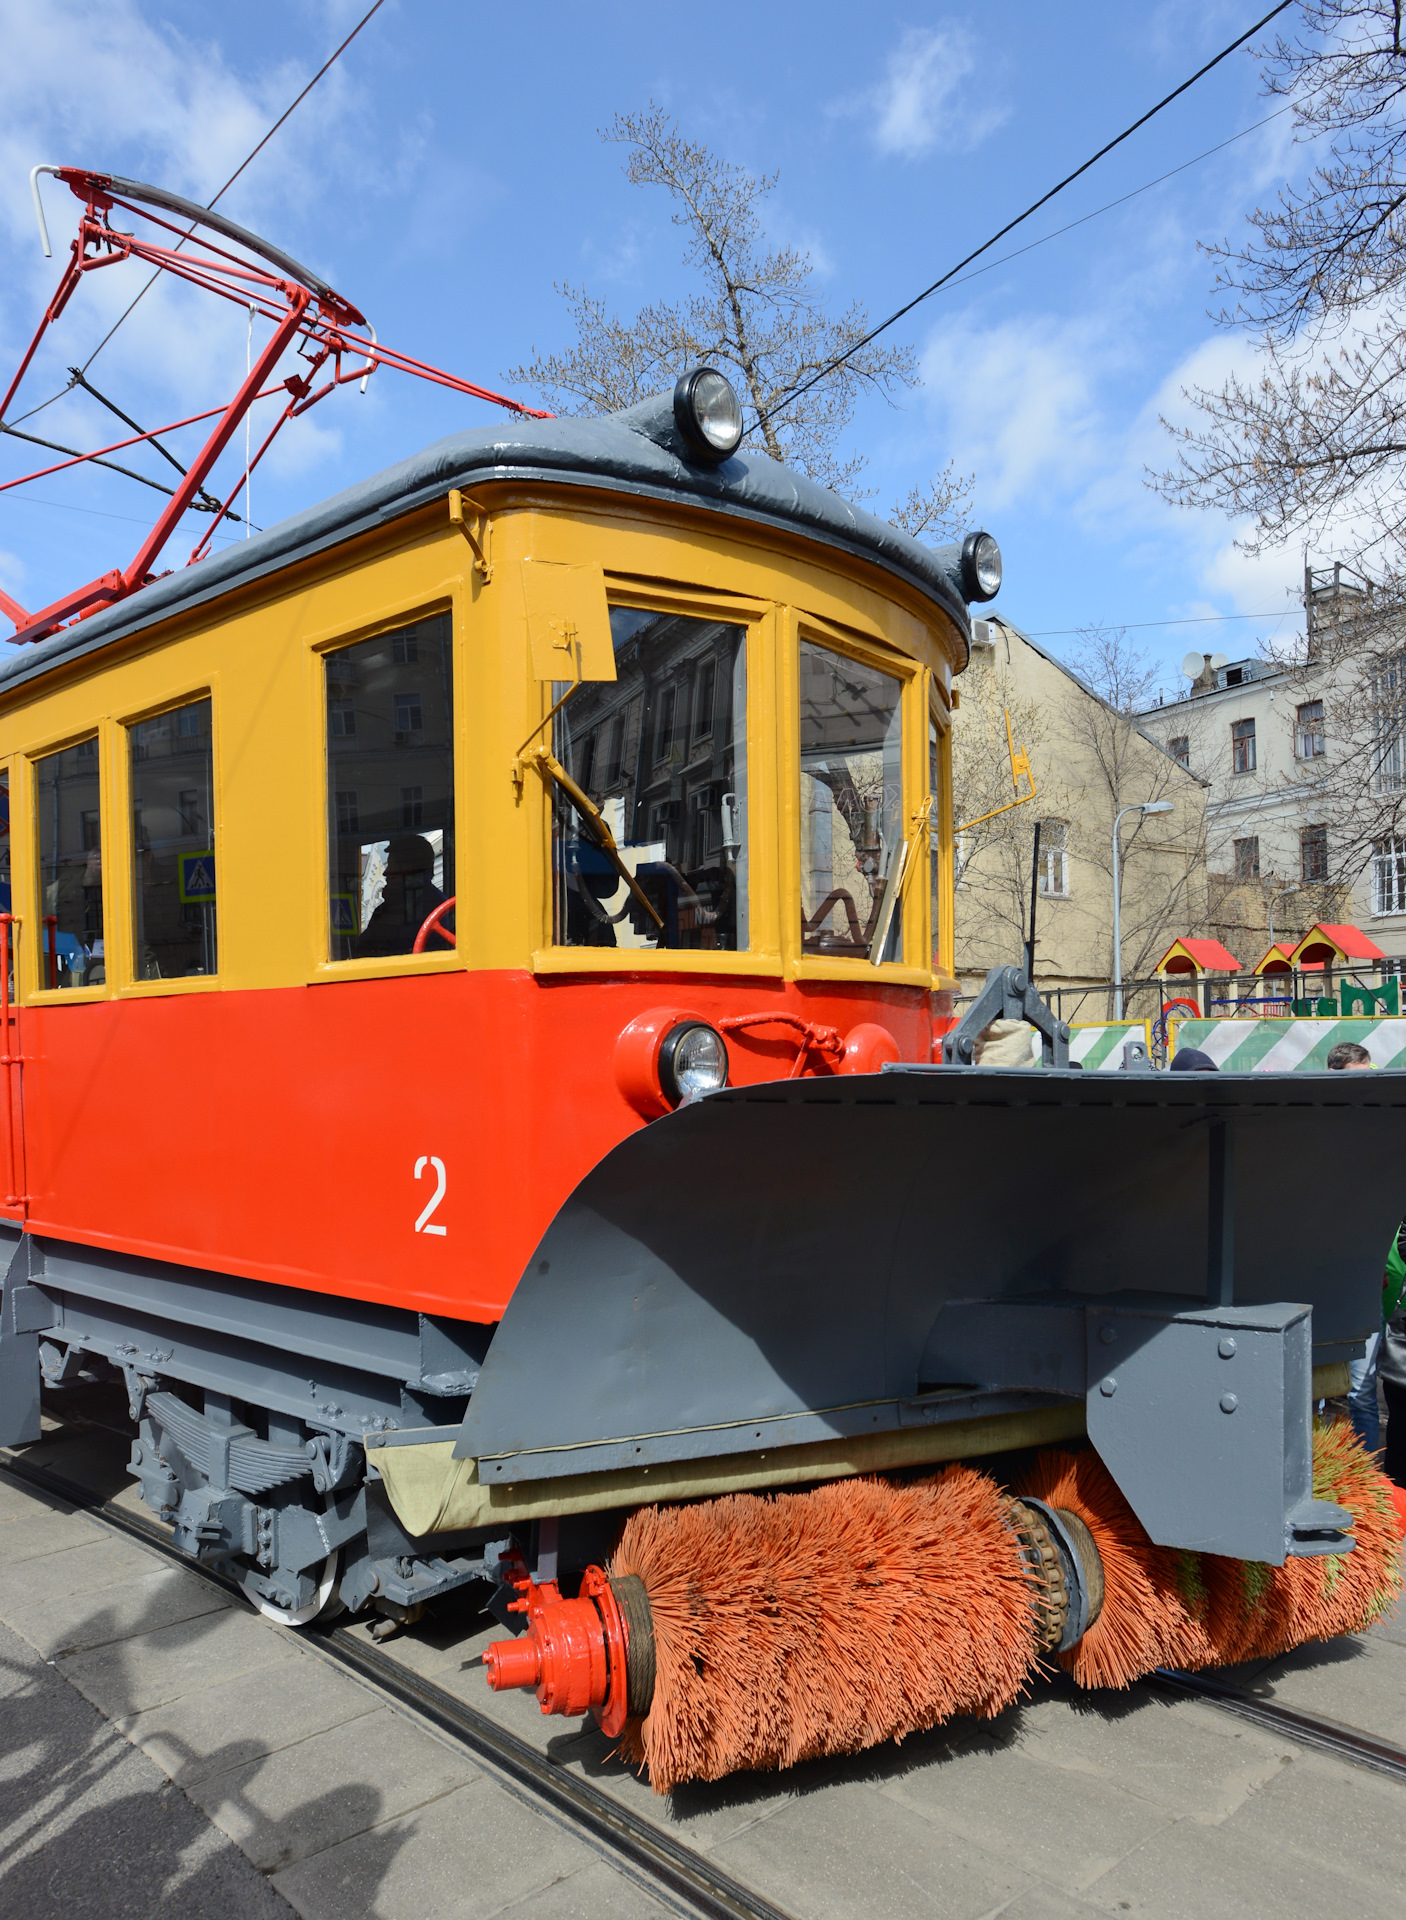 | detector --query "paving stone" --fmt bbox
[1012,1681,1293,1822]
[1087,1751,1401,1916]
[877,1732,1175,1897]
[270,1775,610,1920]
[60,1599,300,1717]
[0,1617,293,1920]
[0,1501,106,1564]
[0,1529,157,1607]
[186,1702,480,1872]
[119,1645,384,1784]
[995,1890,1107,1920]
[2,1559,230,1658]
[711,1780,1033,1920]
[0,1465,72,1521]
[490,1856,677,1919]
